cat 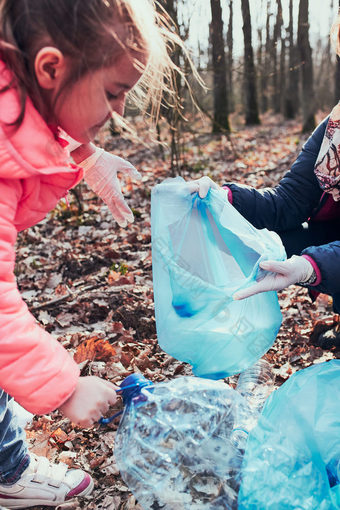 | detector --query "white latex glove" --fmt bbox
[82,148,141,227]
[59,376,118,428]
[233,255,315,300]
[187,176,220,198]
